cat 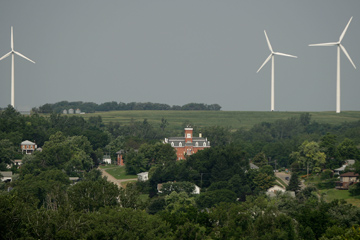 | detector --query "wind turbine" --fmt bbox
[257,30,297,111]
[0,26,35,108]
[309,17,356,113]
